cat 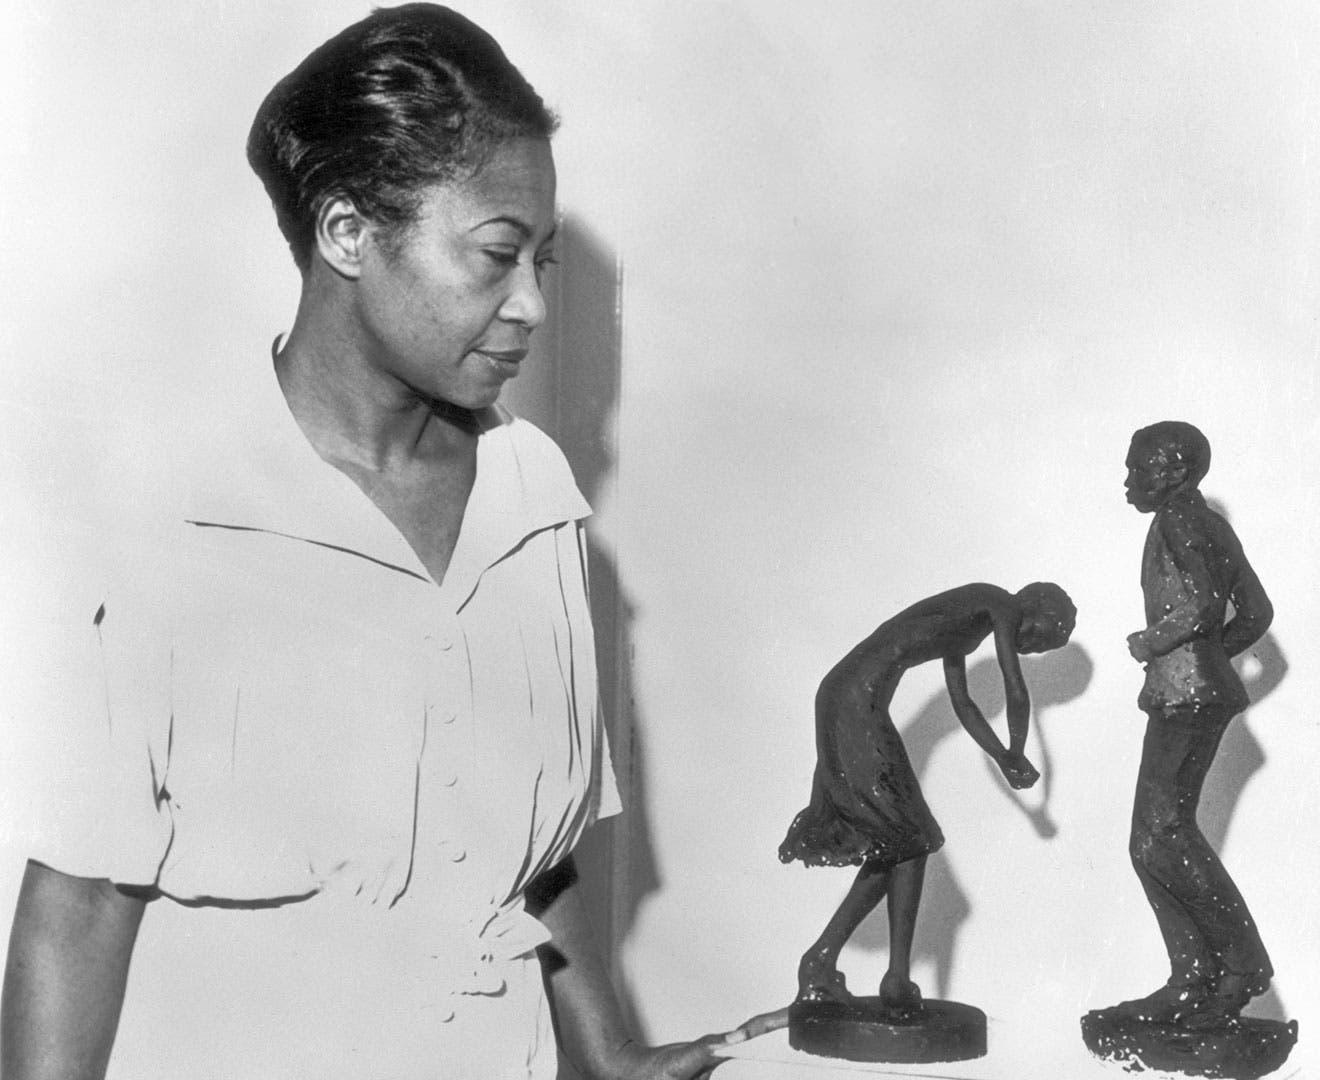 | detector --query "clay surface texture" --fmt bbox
[1081,1008,1297,1080]
[790,997,987,1063]
[1082,423,1294,1077]
[780,581,1076,1062]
